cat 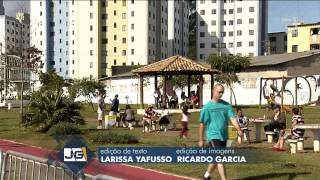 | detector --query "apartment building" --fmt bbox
[31,0,189,78]
[287,22,320,53]
[30,0,100,79]
[0,12,30,56]
[267,32,287,55]
[196,0,268,61]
